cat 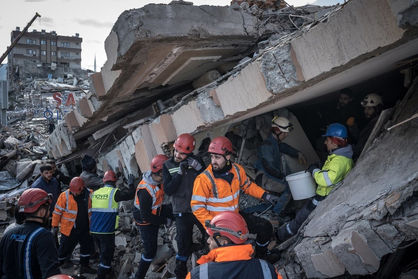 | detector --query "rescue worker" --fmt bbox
[162,133,207,279]
[185,211,282,279]
[31,164,61,213]
[134,154,170,279]
[353,93,384,160]
[255,116,307,214]
[46,159,71,187]
[51,177,96,274]
[80,154,103,191]
[191,136,280,260]
[0,188,61,278]
[90,170,136,279]
[276,123,353,242]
